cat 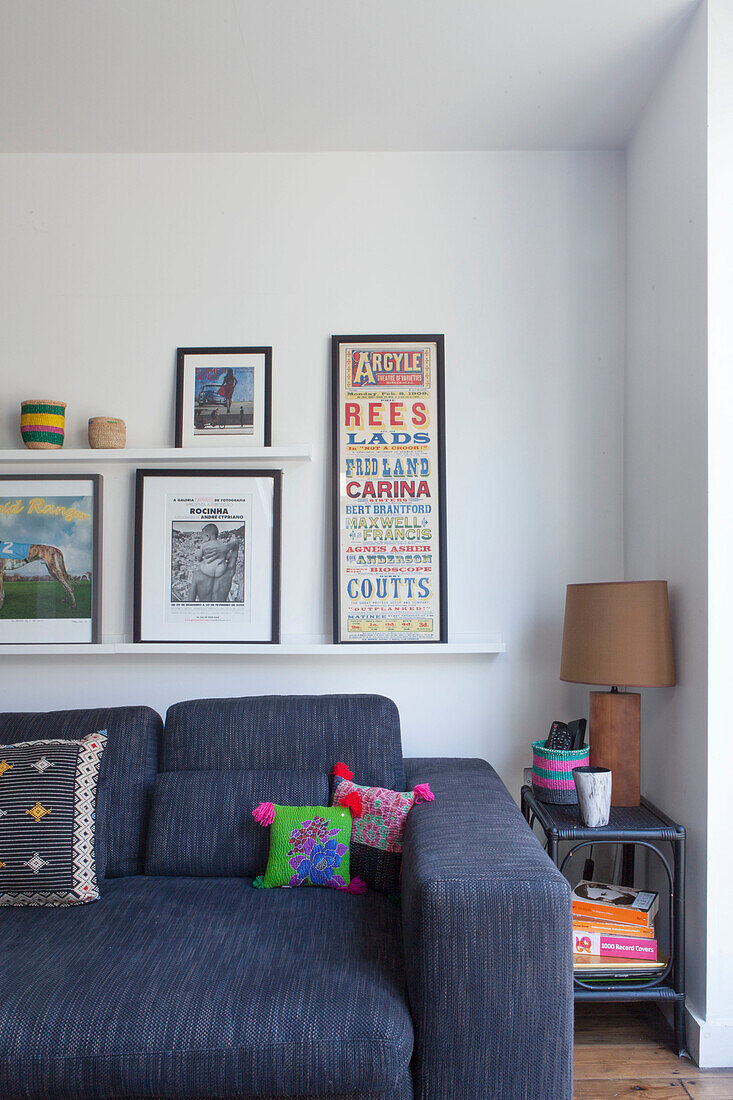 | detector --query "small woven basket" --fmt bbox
[20,399,66,449]
[88,417,126,448]
[531,740,590,805]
